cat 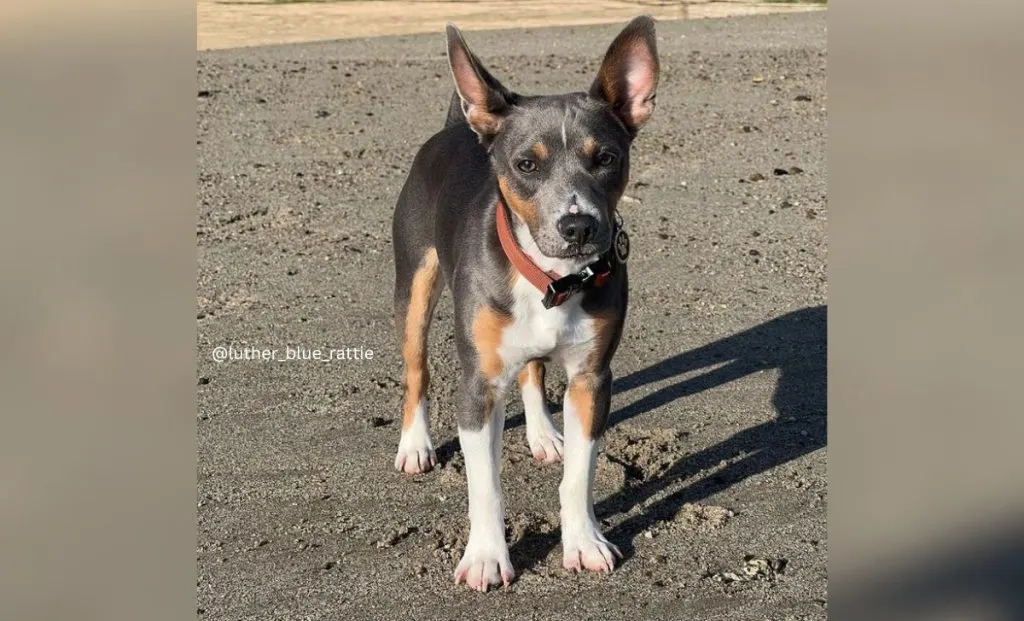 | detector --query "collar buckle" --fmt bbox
[541,261,611,309]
